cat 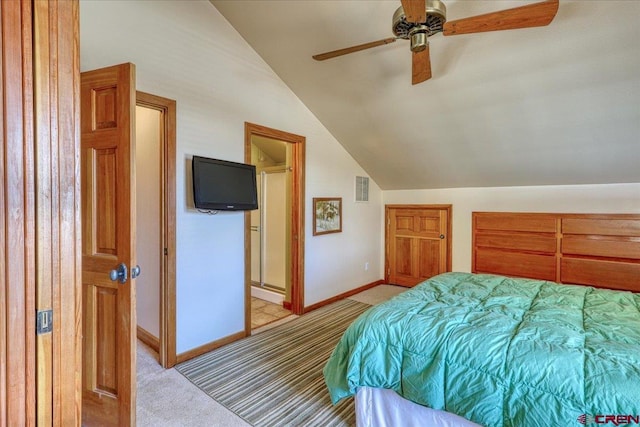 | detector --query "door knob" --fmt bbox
[132,265,141,279]
[109,263,128,284]
[439,234,445,239]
